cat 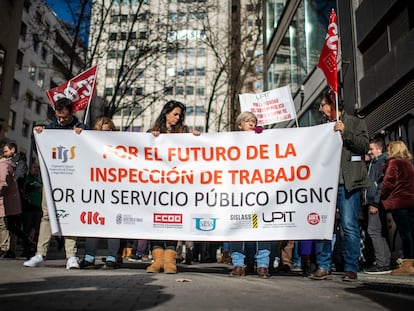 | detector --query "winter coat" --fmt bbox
[45,115,87,130]
[381,158,414,210]
[339,112,370,192]
[0,158,22,217]
[366,152,387,207]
